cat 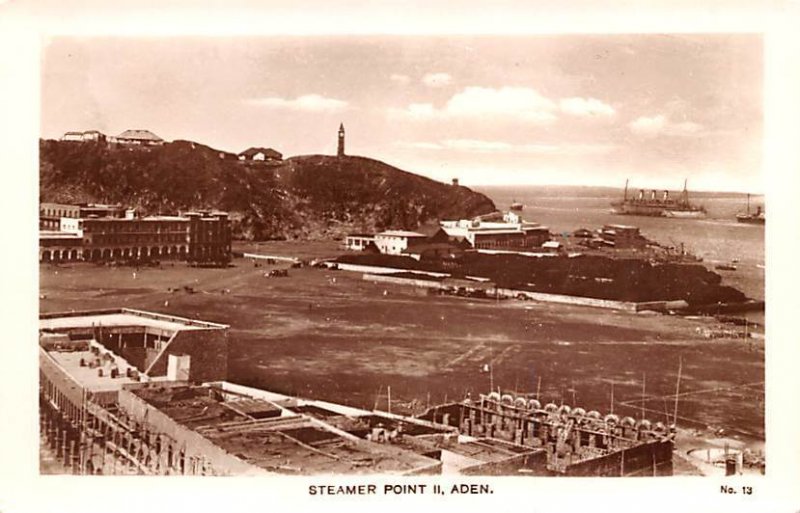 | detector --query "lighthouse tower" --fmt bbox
[337,123,345,157]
